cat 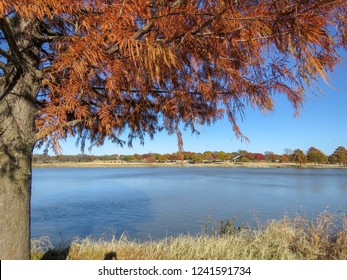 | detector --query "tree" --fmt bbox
[191,153,203,163]
[217,151,229,161]
[306,147,328,165]
[1,0,346,259]
[244,152,265,161]
[158,154,169,162]
[292,149,307,166]
[284,148,293,156]
[282,148,293,162]
[134,154,143,161]
[203,151,213,161]
[127,155,136,162]
[168,153,179,161]
[183,152,194,161]
[238,150,248,156]
[329,146,347,166]
[280,154,290,163]
[264,151,278,162]
[143,154,157,163]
